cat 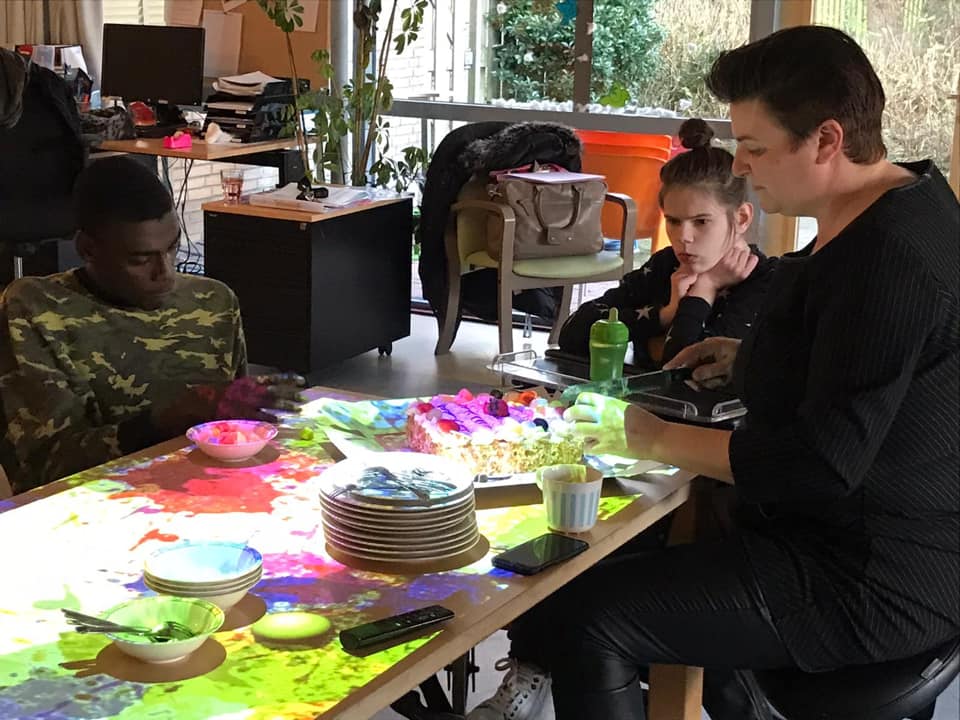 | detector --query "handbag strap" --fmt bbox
[532,183,586,237]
